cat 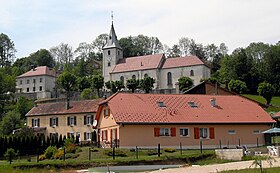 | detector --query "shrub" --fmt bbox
[66,143,76,153]
[53,149,64,160]
[44,146,57,159]
[105,149,127,157]
[65,153,79,159]
[64,138,74,147]
[164,148,176,153]
[4,148,17,163]
[90,148,99,152]
[38,154,46,161]
[147,150,160,156]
